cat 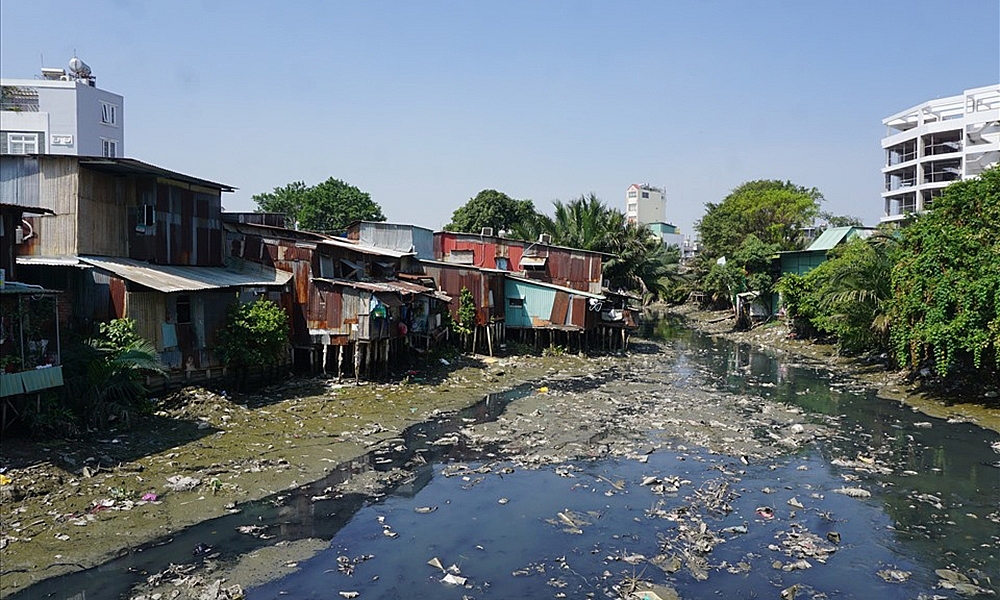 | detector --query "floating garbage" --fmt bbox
[833,487,871,498]
[441,573,467,586]
[877,568,911,583]
[755,506,774,519]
